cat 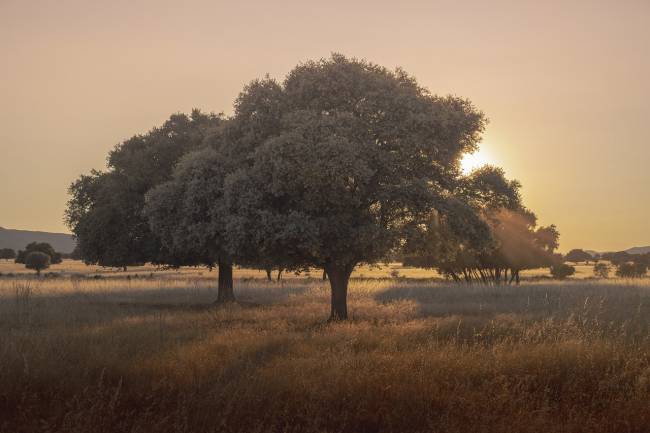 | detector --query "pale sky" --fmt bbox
[1,0,648,252]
